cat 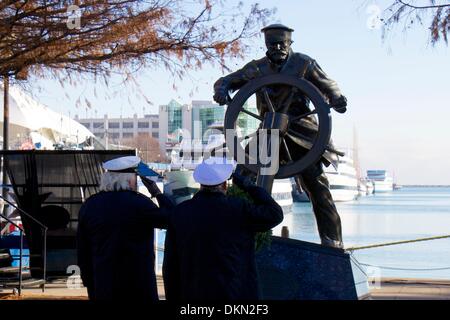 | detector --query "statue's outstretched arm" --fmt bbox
[306,60,347,113]
[213,61,260,105]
